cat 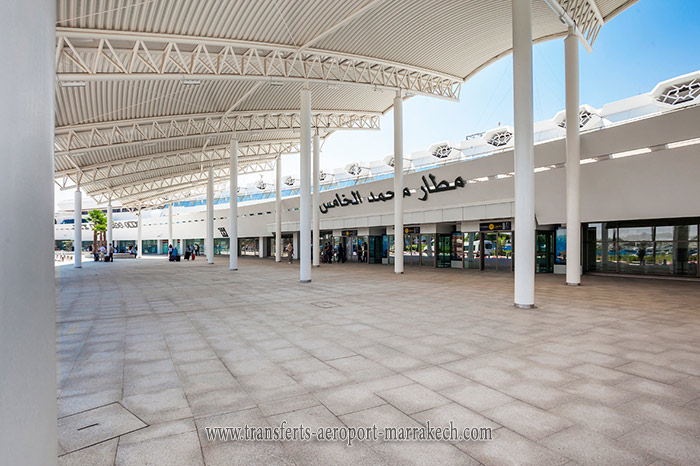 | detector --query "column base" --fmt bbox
[313,265,320,267]
[300,279,312,283]
[566,282,581,286]
[395,271,404,275]
[514,303,537,309]
[74,265,82,269]
[230,268,238,271]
